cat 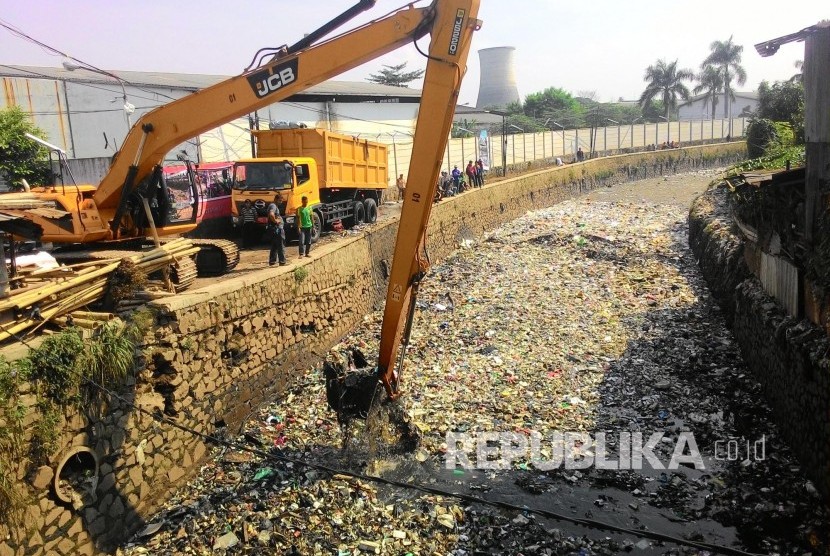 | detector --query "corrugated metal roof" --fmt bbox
[0,65,422,98]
